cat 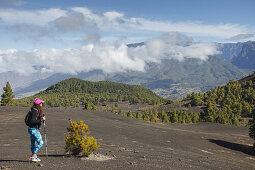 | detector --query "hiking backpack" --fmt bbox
[25,111,32,126]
